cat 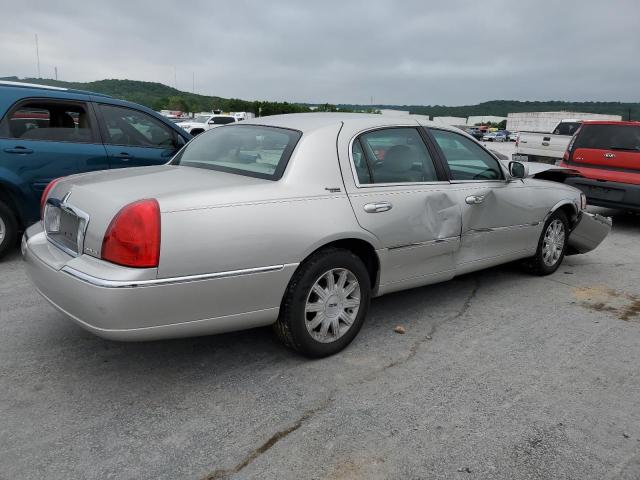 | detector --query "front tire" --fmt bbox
[0,201,18,260]
[523,210,569,275]
[274,248,371,358]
